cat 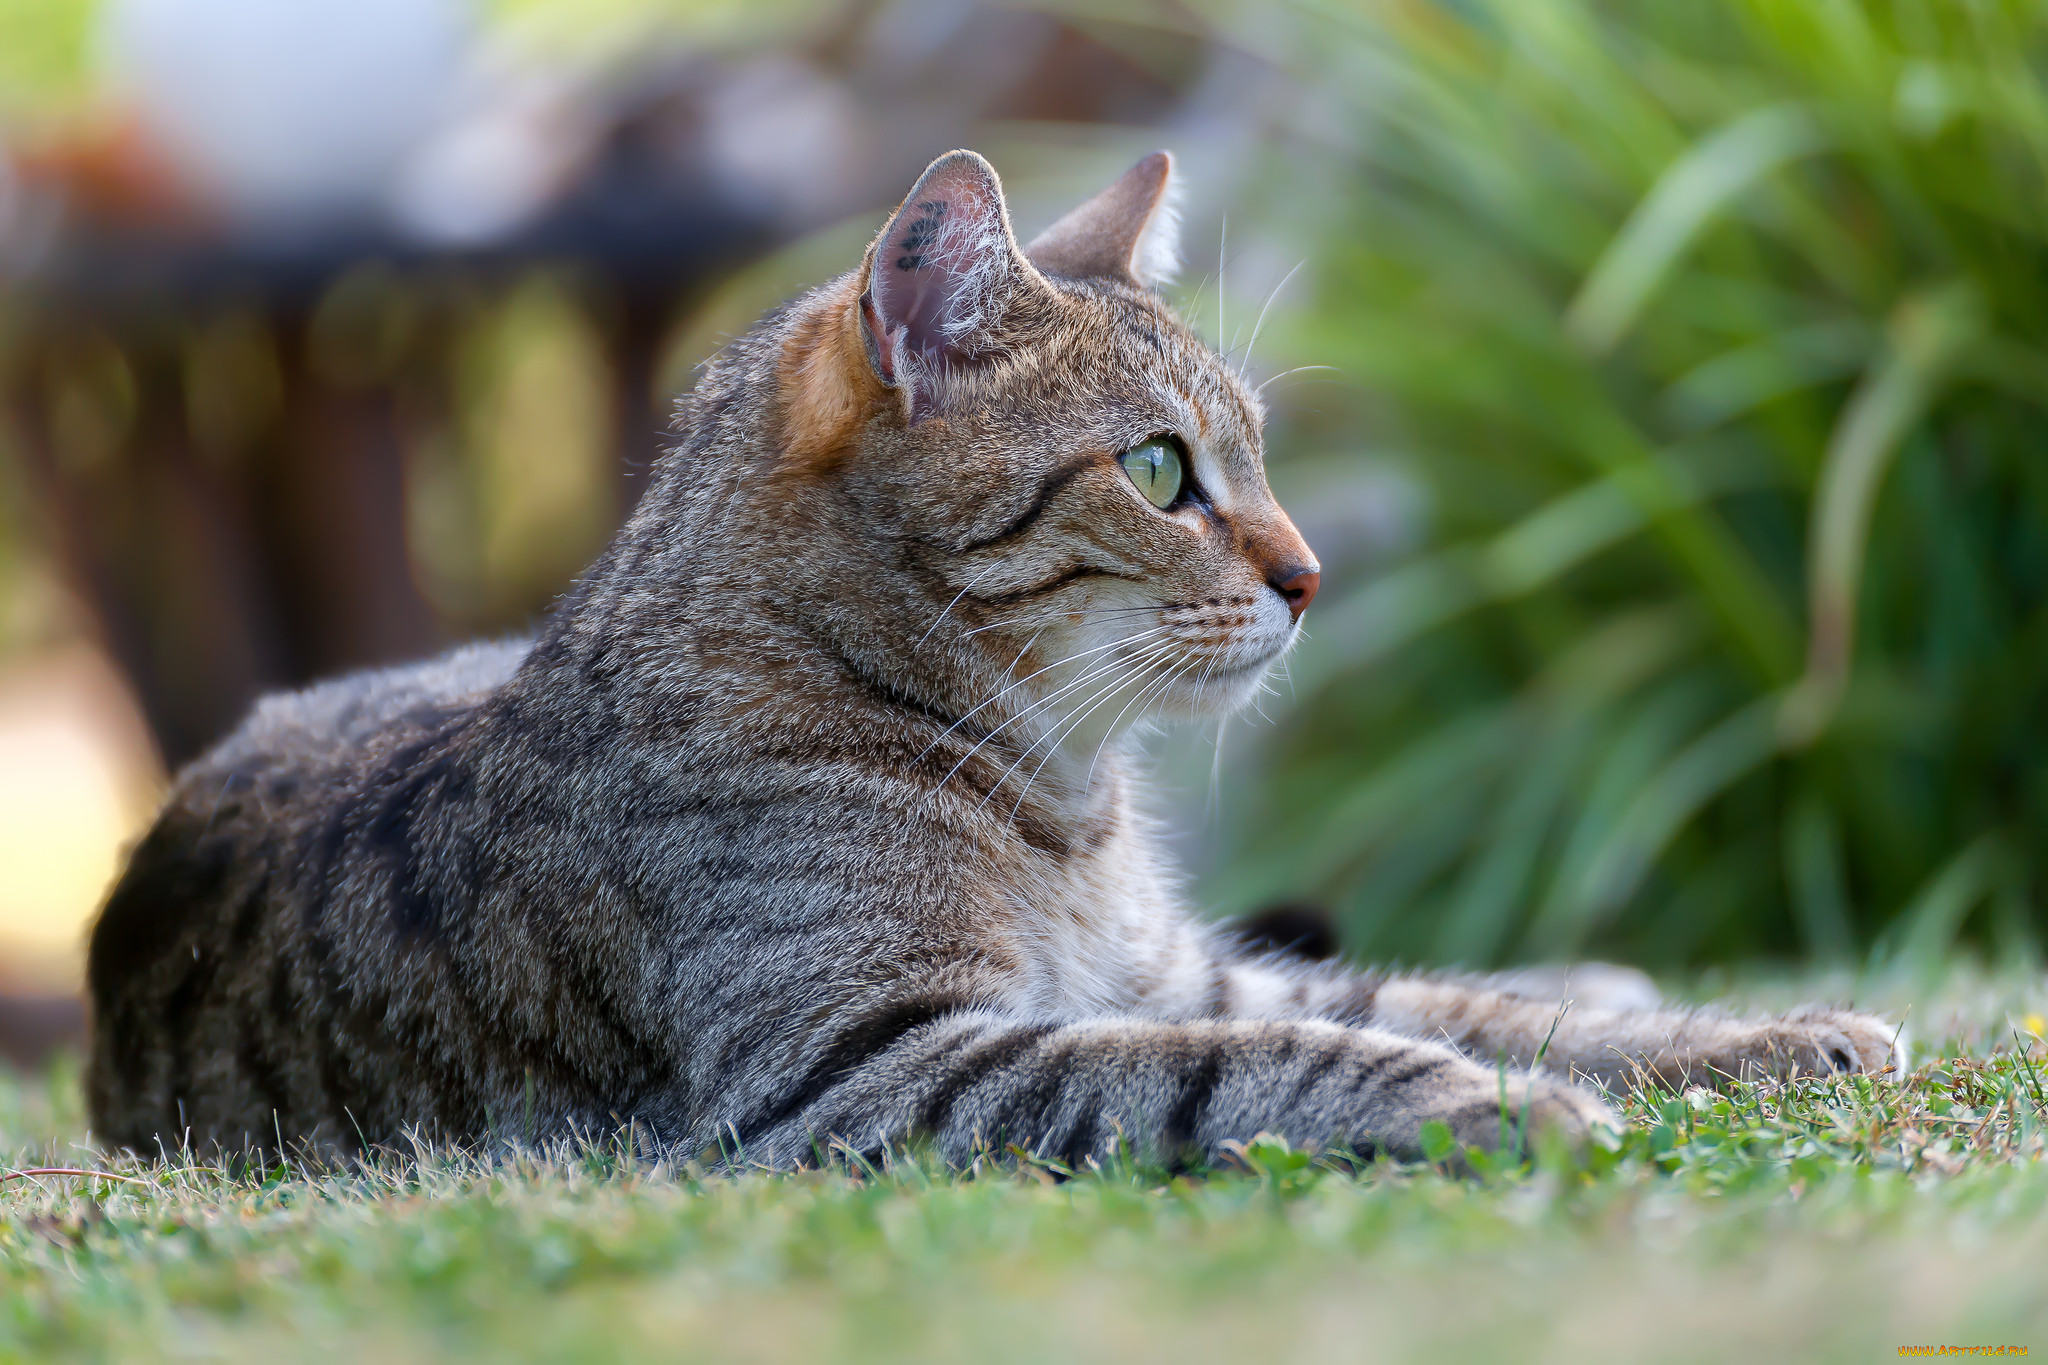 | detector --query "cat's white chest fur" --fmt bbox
[989,816,1214,1019]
